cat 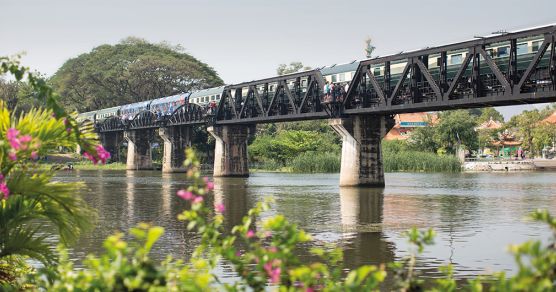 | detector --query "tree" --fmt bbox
[505,110,543,154]
[532,122,556,155]
[276,62,311,76]
[50,37,224,112]
[477,107,504,124]
[407,125,438,153]
[434,110,478,153]
[0,79,40,113]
